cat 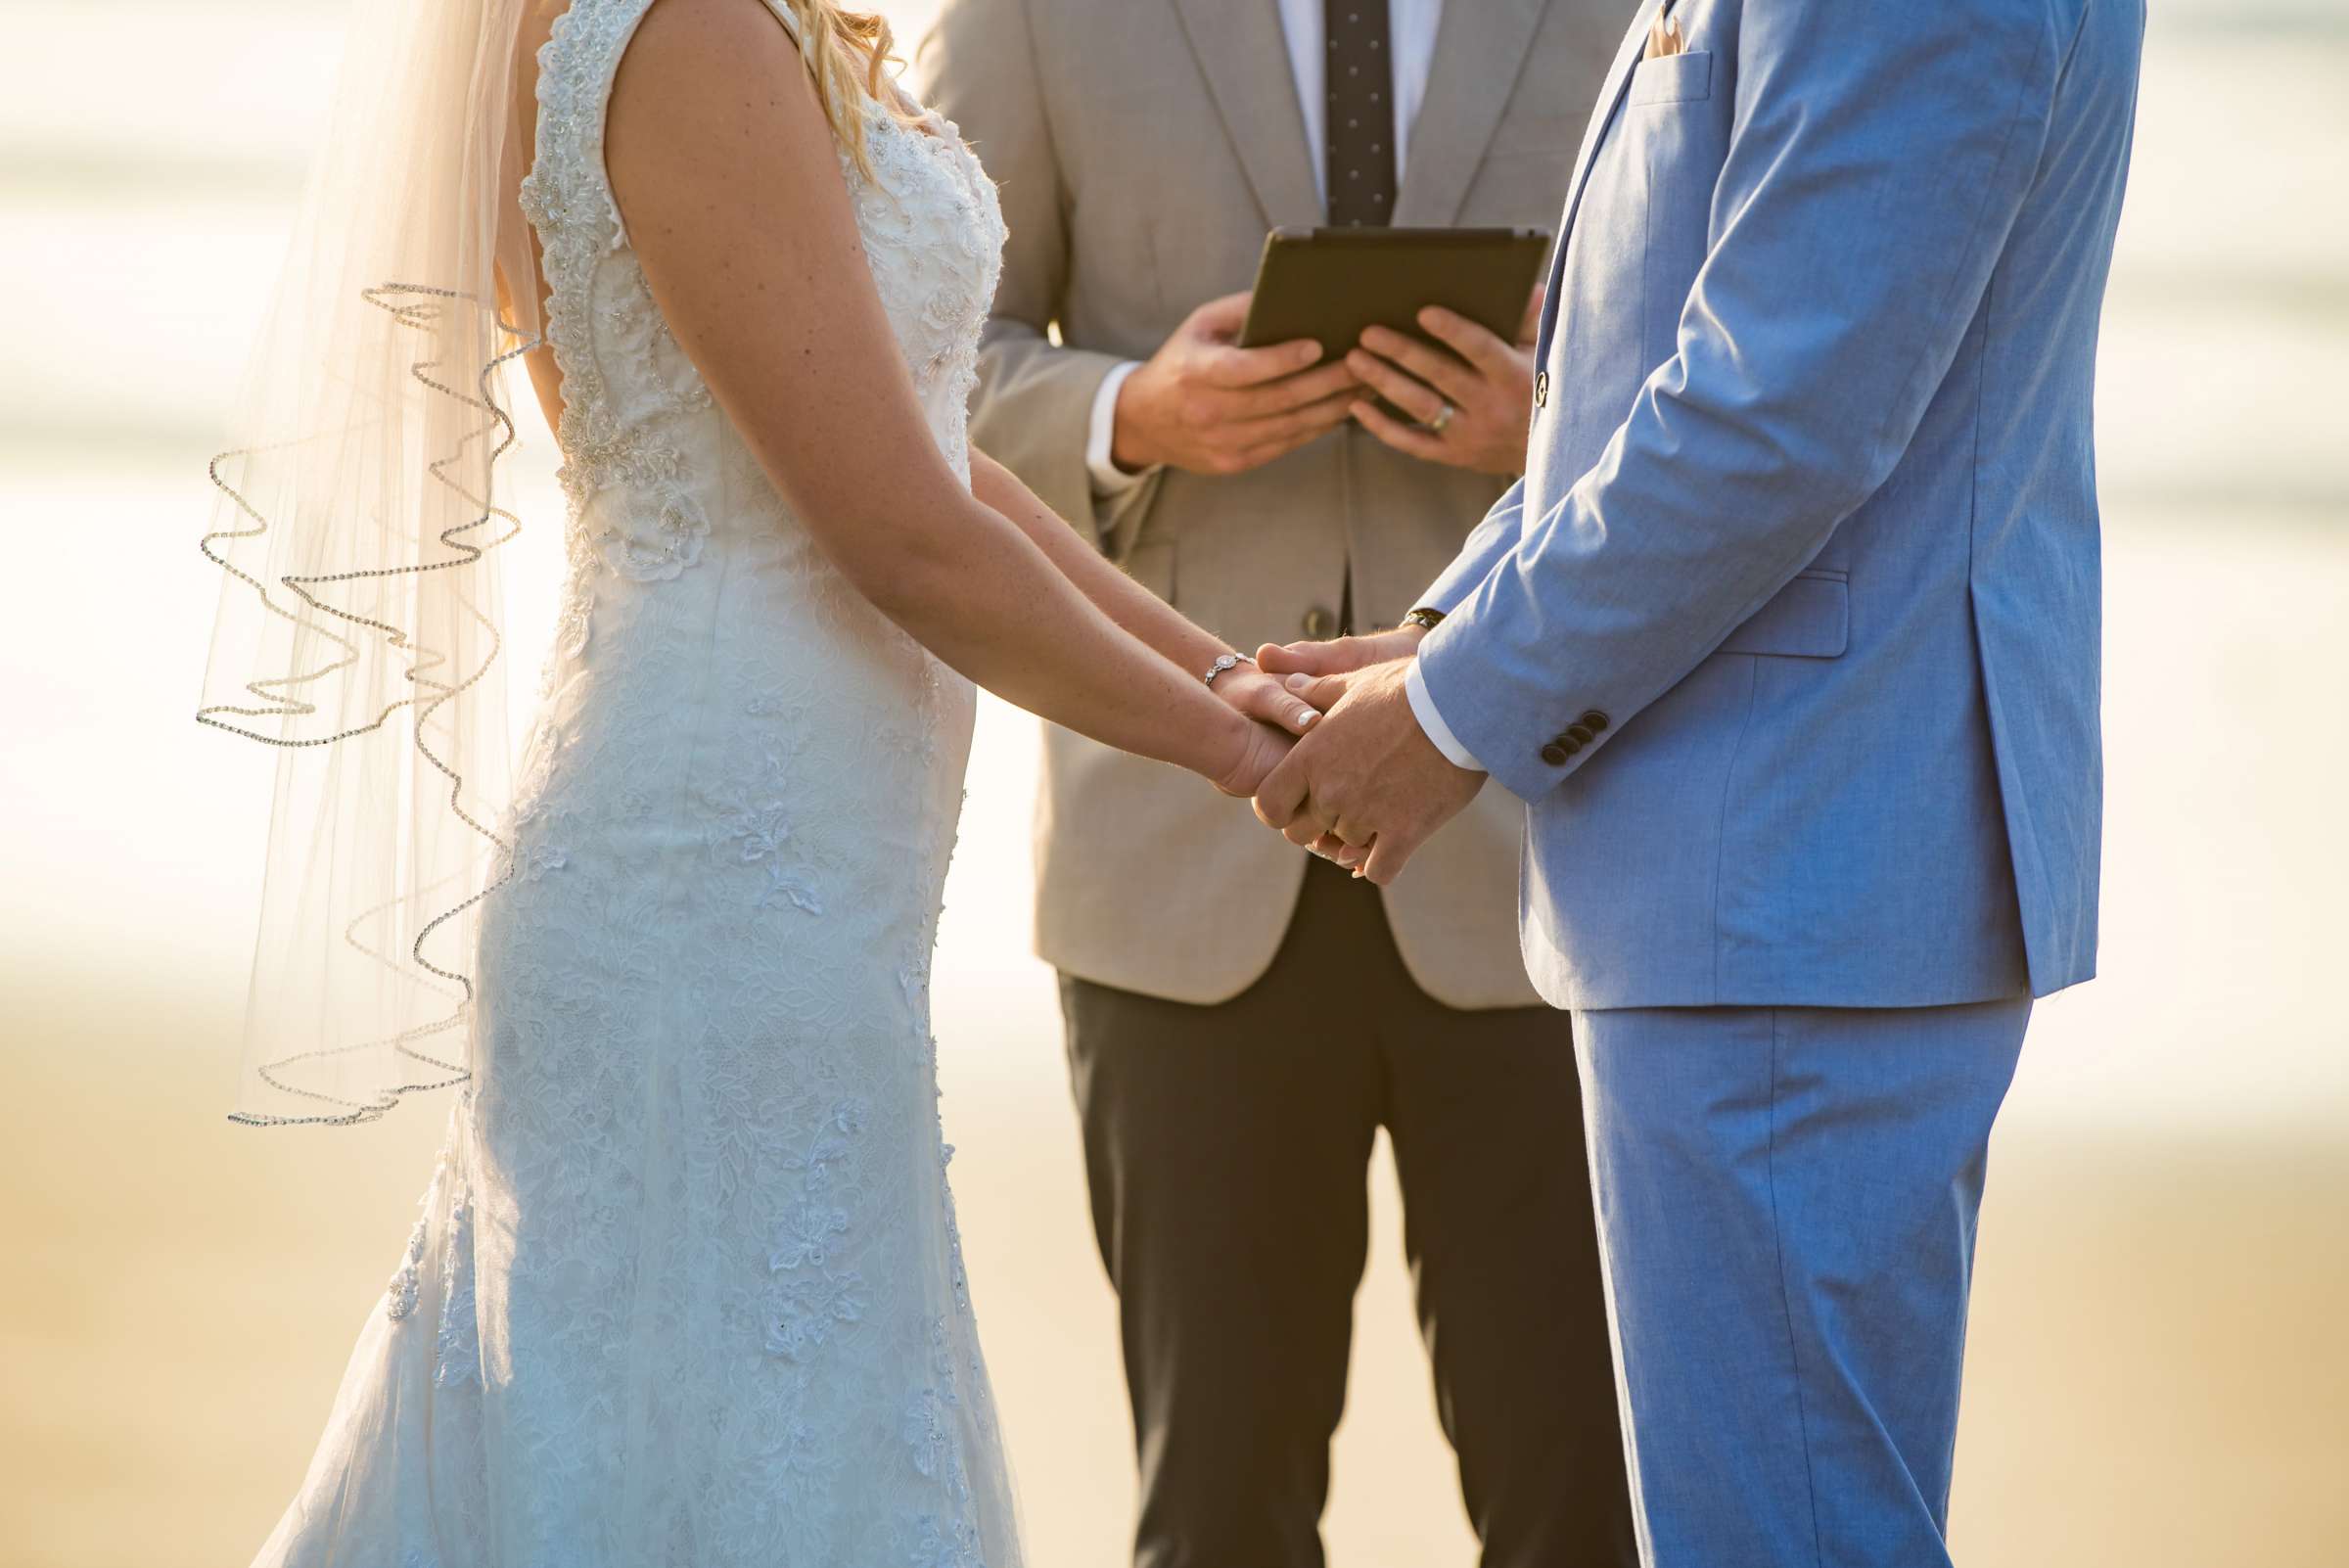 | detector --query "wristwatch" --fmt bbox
[1202,652,1254,688]
[1401,608,1446,632]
